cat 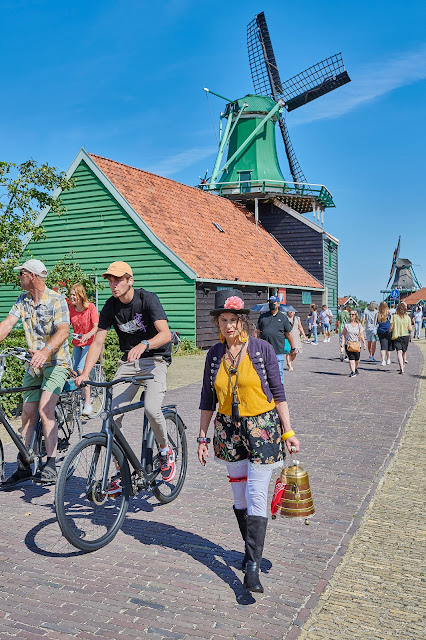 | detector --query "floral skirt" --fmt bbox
[213,409,285,465]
